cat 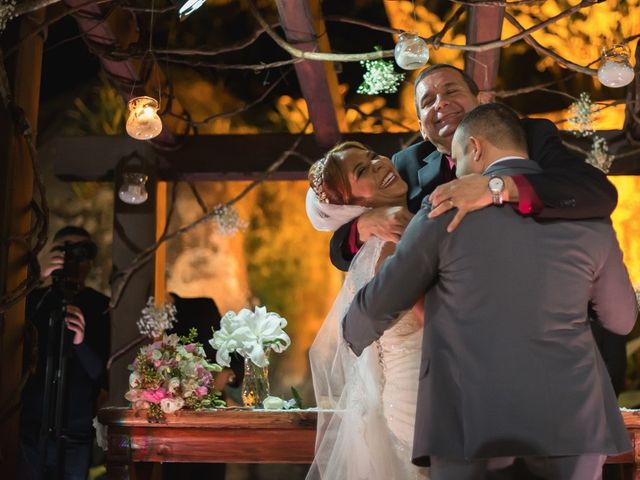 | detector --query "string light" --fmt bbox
[170,0,206,21]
